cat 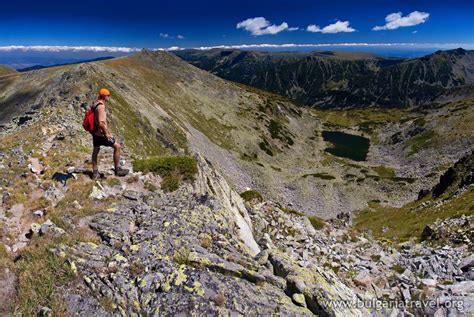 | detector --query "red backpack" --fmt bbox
[82,102,102,133]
